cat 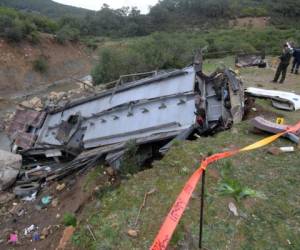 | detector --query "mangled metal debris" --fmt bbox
[251,116,300,144]
[6,57,245,185]
[235,53,266,68]
[245,87,300,111]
